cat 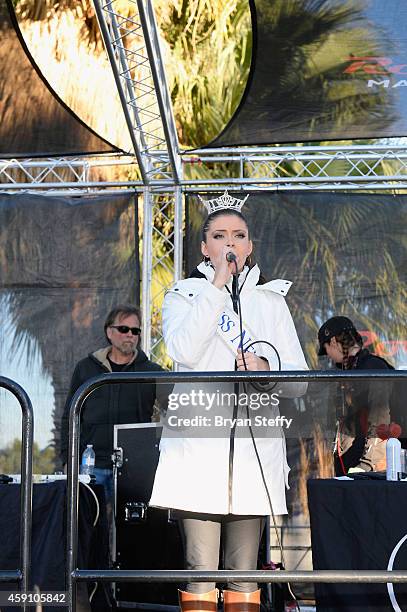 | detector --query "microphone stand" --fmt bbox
[226,252,239,314]
[231,272,239,313]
